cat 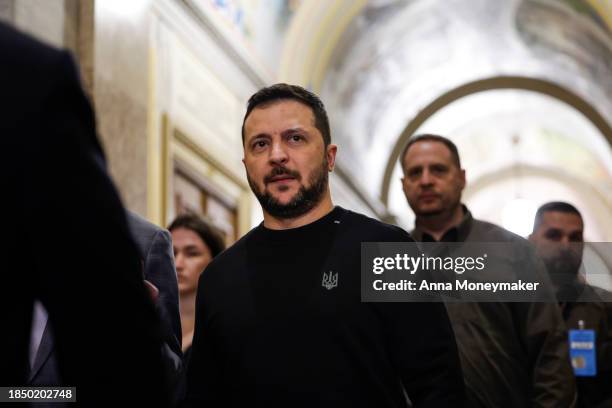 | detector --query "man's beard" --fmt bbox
[412,194,460,218]
[415,206,446,217]
[542,249,583,299]
[247,158,329,219]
